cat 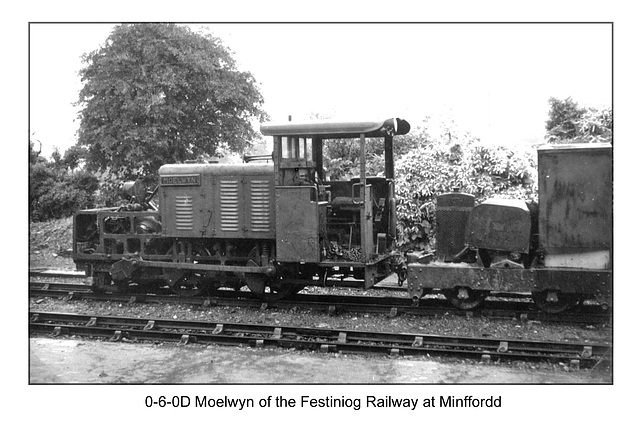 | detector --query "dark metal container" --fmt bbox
[466,198,531,254]
[435,192,475,261]
[537,143,612,269]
